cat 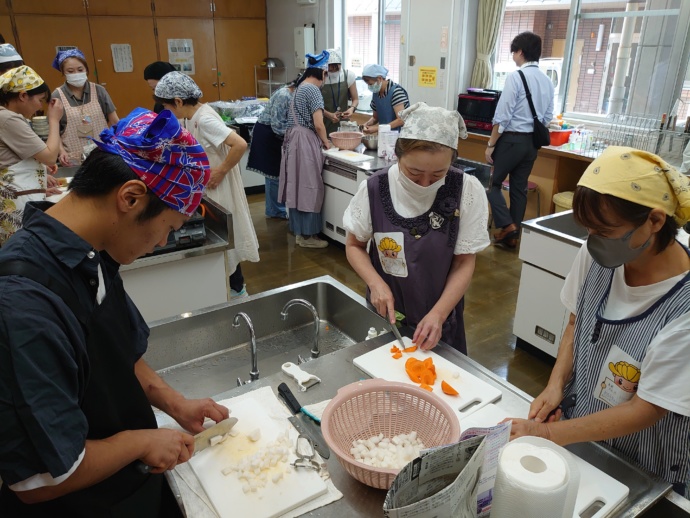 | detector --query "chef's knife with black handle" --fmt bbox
[277,382,330,459]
